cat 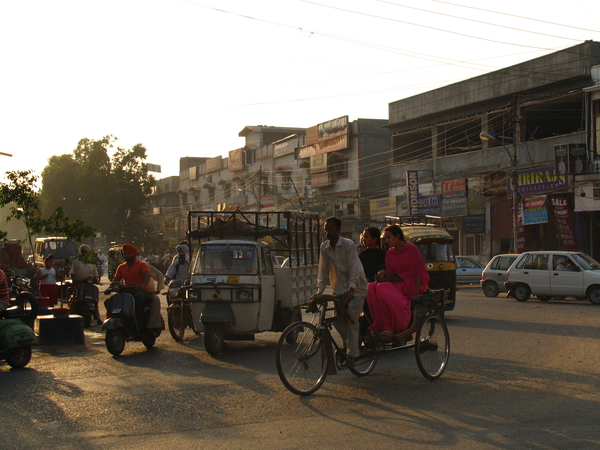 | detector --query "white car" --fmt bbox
[480,254,519,297]
[504,251,600,304]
